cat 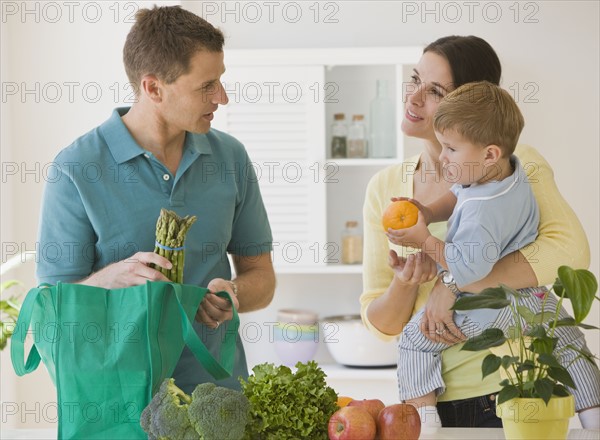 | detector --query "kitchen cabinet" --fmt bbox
[214,47,423,398]
[212,47,422,273]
